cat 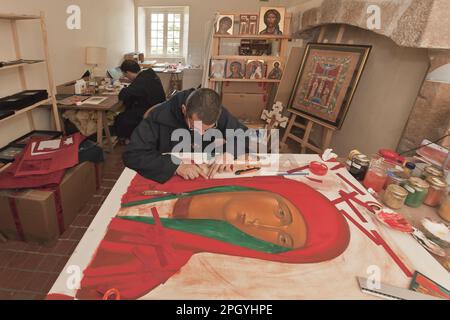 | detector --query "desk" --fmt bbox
[55,86,123,152]
[48,154,449,299]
